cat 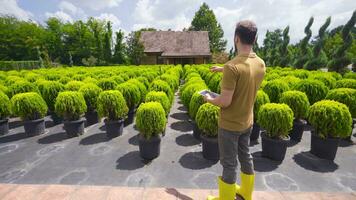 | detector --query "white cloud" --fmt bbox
[59,1,79,15]
[95,13,122,33]
[214,0,356,49]
[45,11,73,22]
[132,0,202,31]
[66,0,123,11]
[0,0,33,20]
[45,1,86,22]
